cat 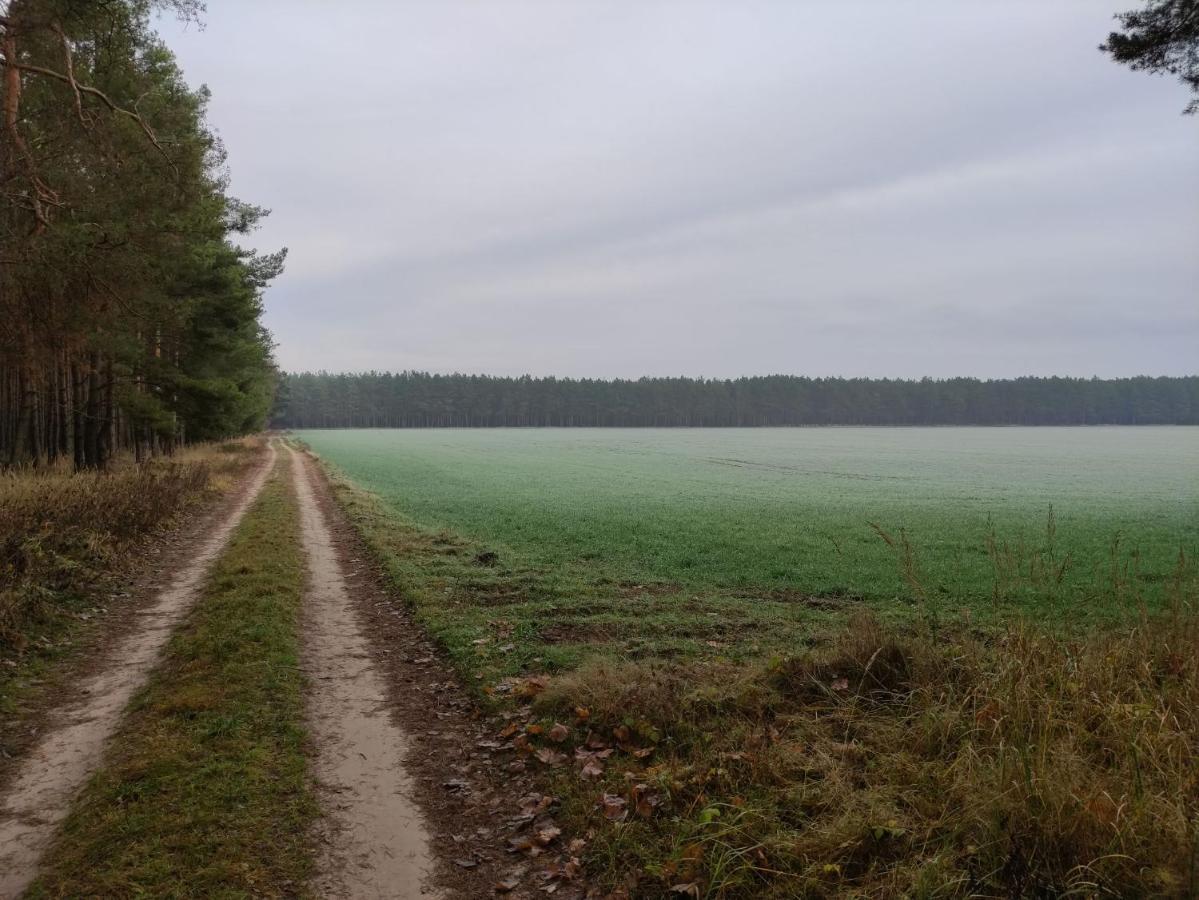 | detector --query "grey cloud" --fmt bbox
[159,1,1198,378]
